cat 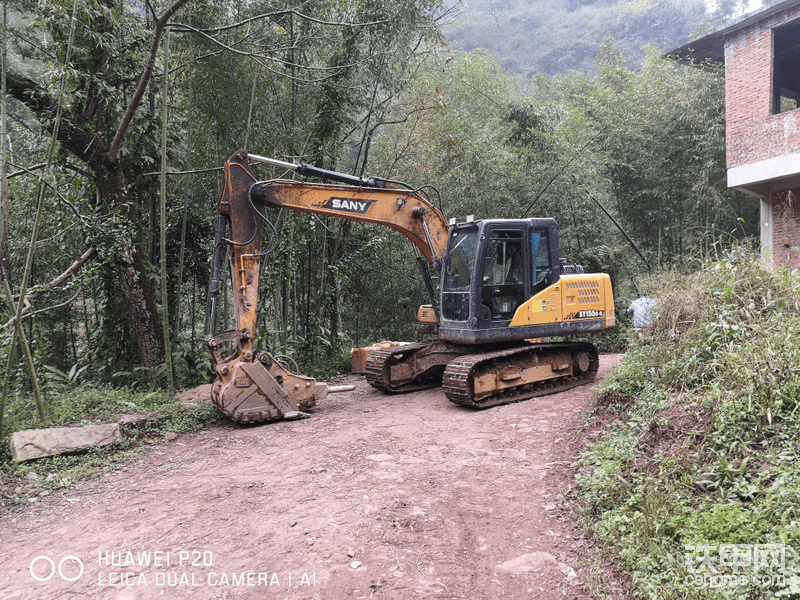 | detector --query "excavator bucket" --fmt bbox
[207,342,328,423]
